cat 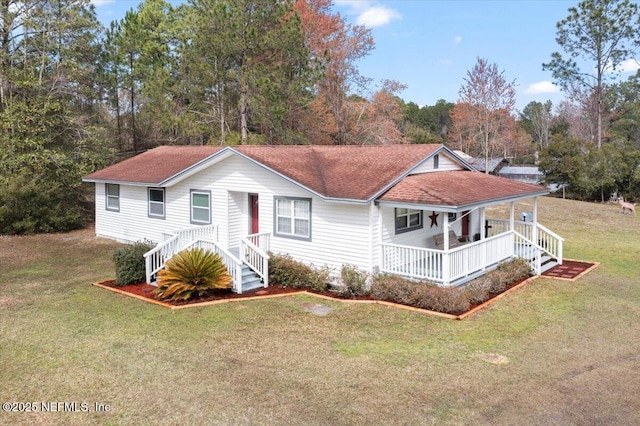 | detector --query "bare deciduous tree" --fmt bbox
[450,58,517,172]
